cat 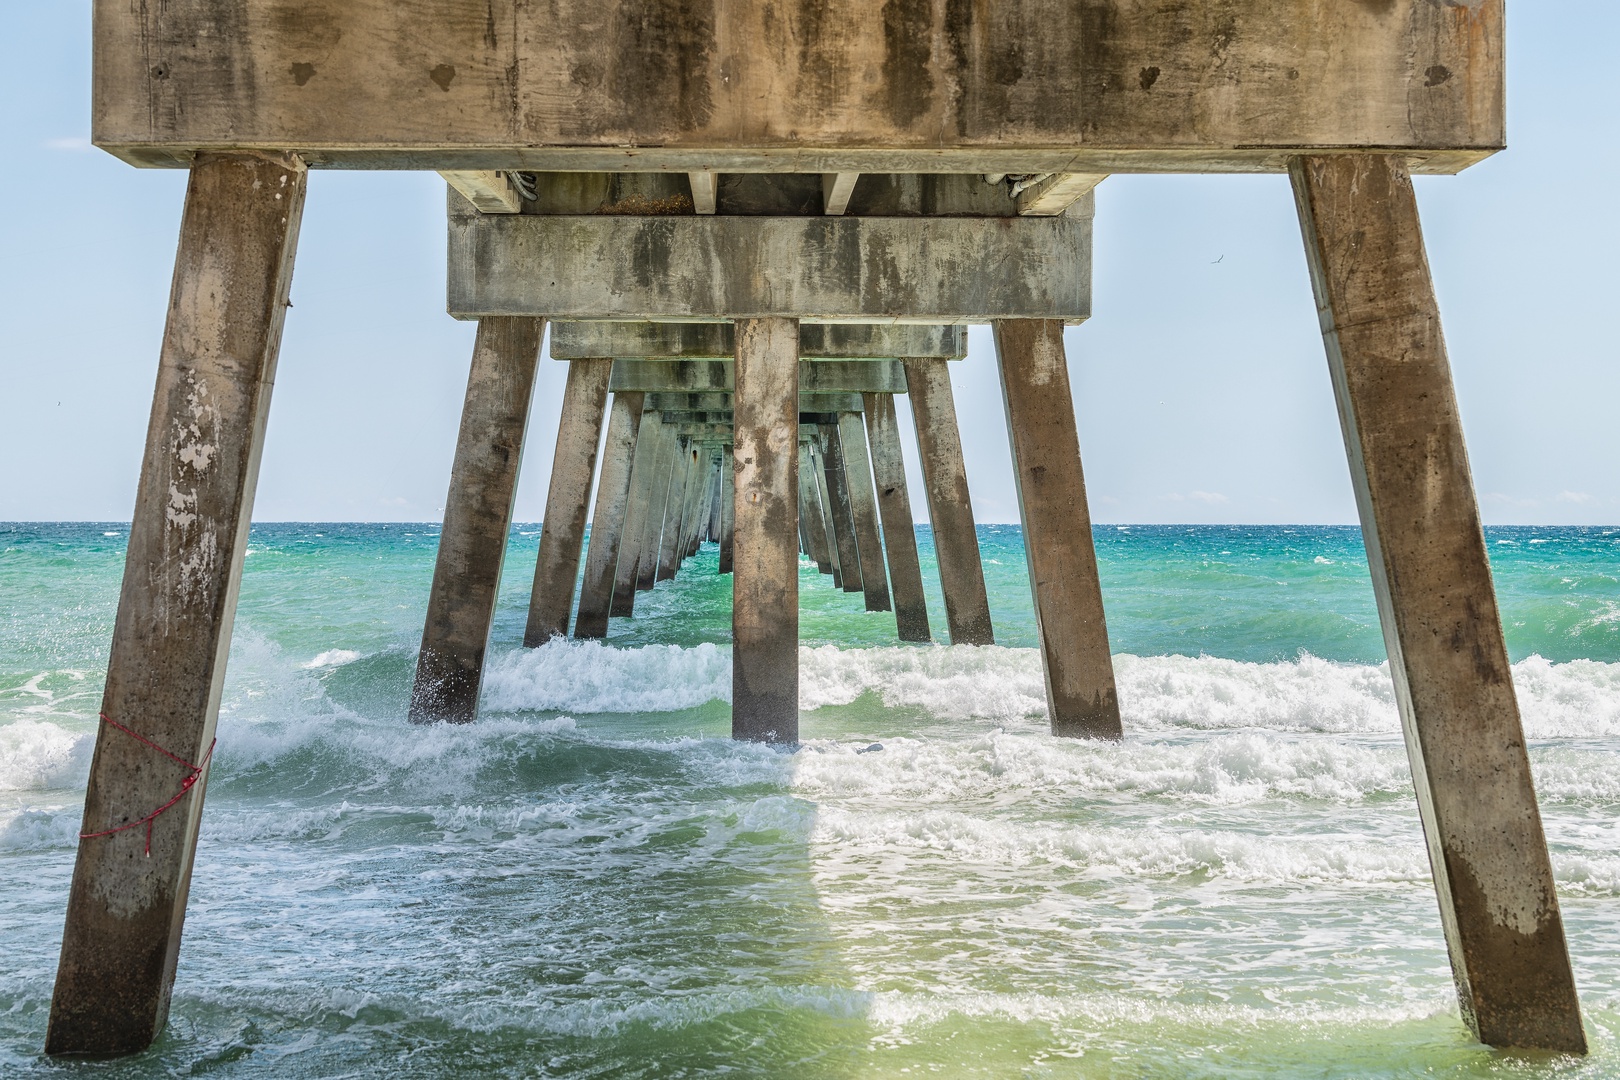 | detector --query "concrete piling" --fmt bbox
[636,424,678,592]
[47,153,307,1057]
[992,321,1120,739]
[574,391,644,638]
[1292,153,1586,1053]
[837,411,892,612]
[611,409,664,617]
[820,426,865,595]
[862,392,931,642]
[732,318,800,743]
[409,316,546,724]
[902,358,994,646]
[524,357,612,646]
[718,445,735,575]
